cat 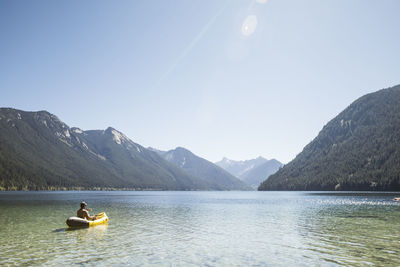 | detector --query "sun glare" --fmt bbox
[241,15,258,36]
